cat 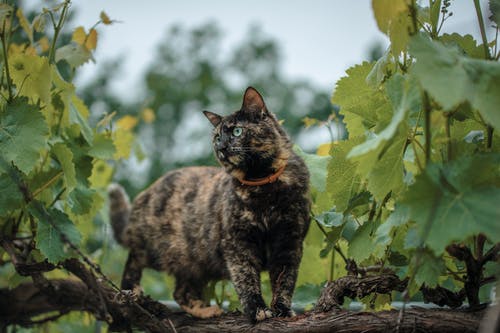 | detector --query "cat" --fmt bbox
[108,87,310,322]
